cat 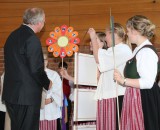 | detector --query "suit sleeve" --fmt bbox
[26,36,50,90]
